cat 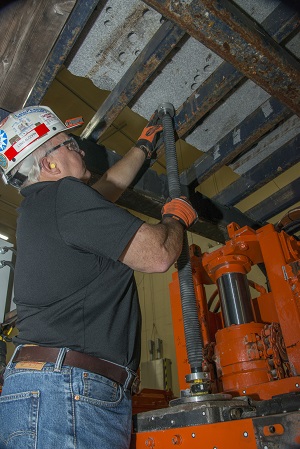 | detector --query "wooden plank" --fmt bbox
[0,0,76,112]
